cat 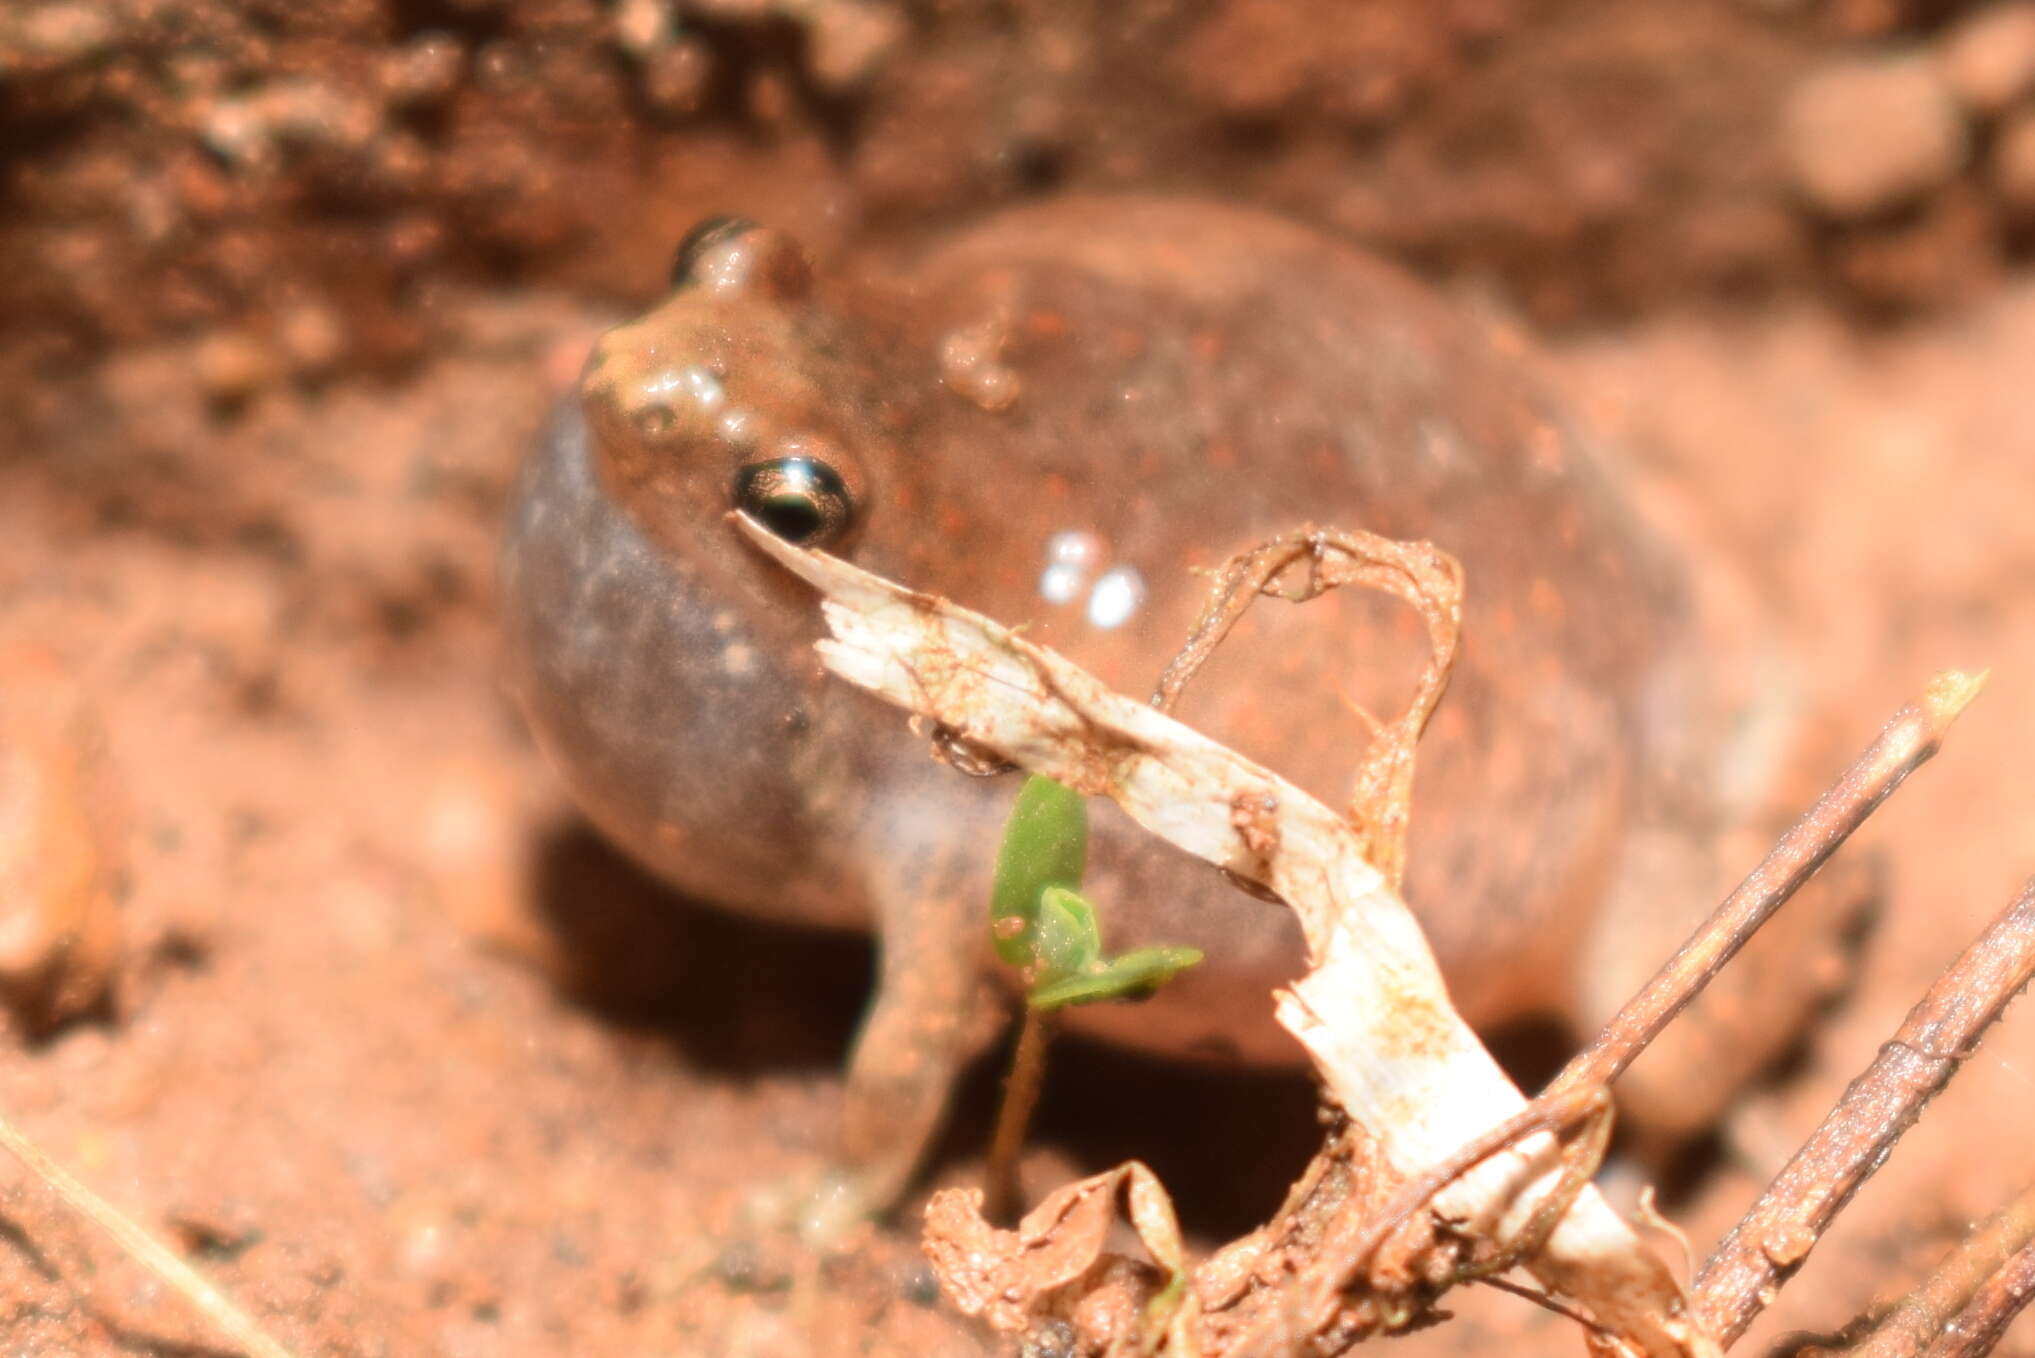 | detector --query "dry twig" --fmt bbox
[1694,874,2035,1345]
[1558,671,1984,1097]
[0,1104,297,1358]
